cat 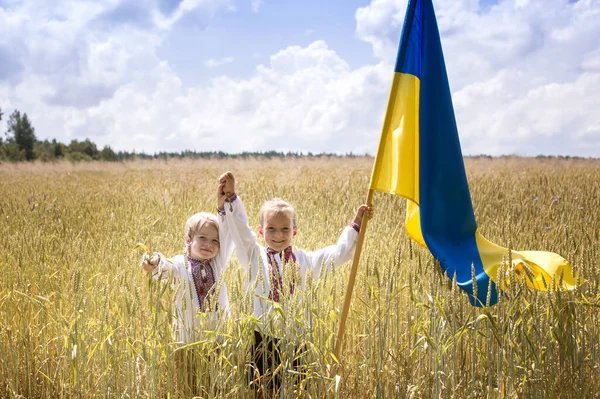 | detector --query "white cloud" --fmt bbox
[204,56,234,68]
[355,0,407,64]
[355,0,600,156]
[454,71,600,156]
[68,40,389,154]
[581,48,600,71]
[1,0,599,157]
[250,0,262,13]
[152,0,235,30]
